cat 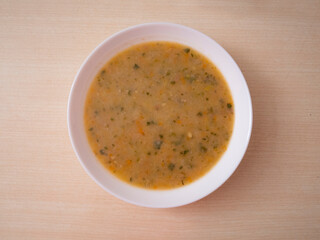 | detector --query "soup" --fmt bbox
[84,42,234,189]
